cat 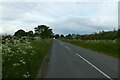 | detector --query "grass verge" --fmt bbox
[62,39,119,58]
[2,37,52,78]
